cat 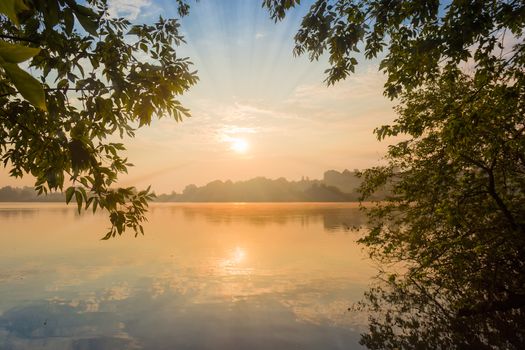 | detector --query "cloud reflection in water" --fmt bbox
[0,203,372,349]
